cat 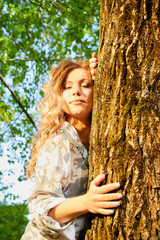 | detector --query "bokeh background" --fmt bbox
[0,0,100,238]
